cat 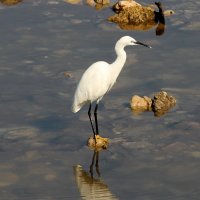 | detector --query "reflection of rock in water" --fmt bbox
[0,0,23,6]
[73,165,118,200]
